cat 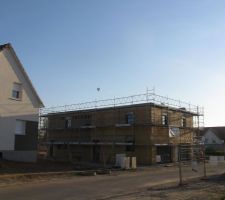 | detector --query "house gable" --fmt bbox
[0,43,43,116]
[202,129,223,144]
[0,43,43,152]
